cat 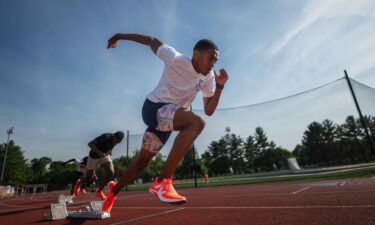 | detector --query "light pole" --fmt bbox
[1,127,14,183]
